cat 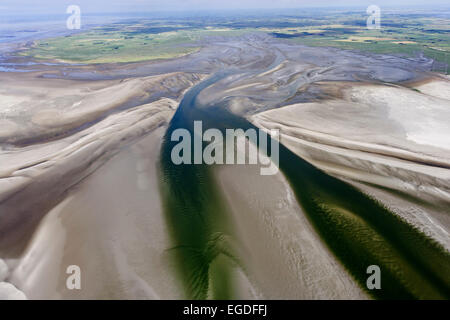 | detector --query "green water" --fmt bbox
[159,72,450,300]
[160,73,238,299]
